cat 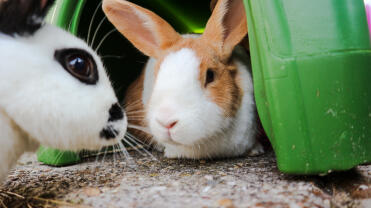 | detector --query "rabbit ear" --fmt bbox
[210,0,218,11]
[202,0,247,60]
[103,0,181,58]
[0,0,55,36]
